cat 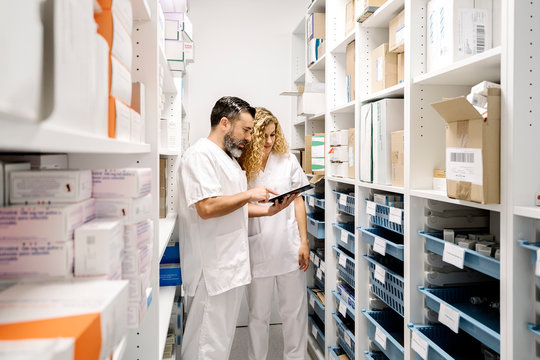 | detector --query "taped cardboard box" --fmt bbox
[345,1,355,35]
[389,9,405,53]
[370,43,398,93]
[431,87,500,204]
